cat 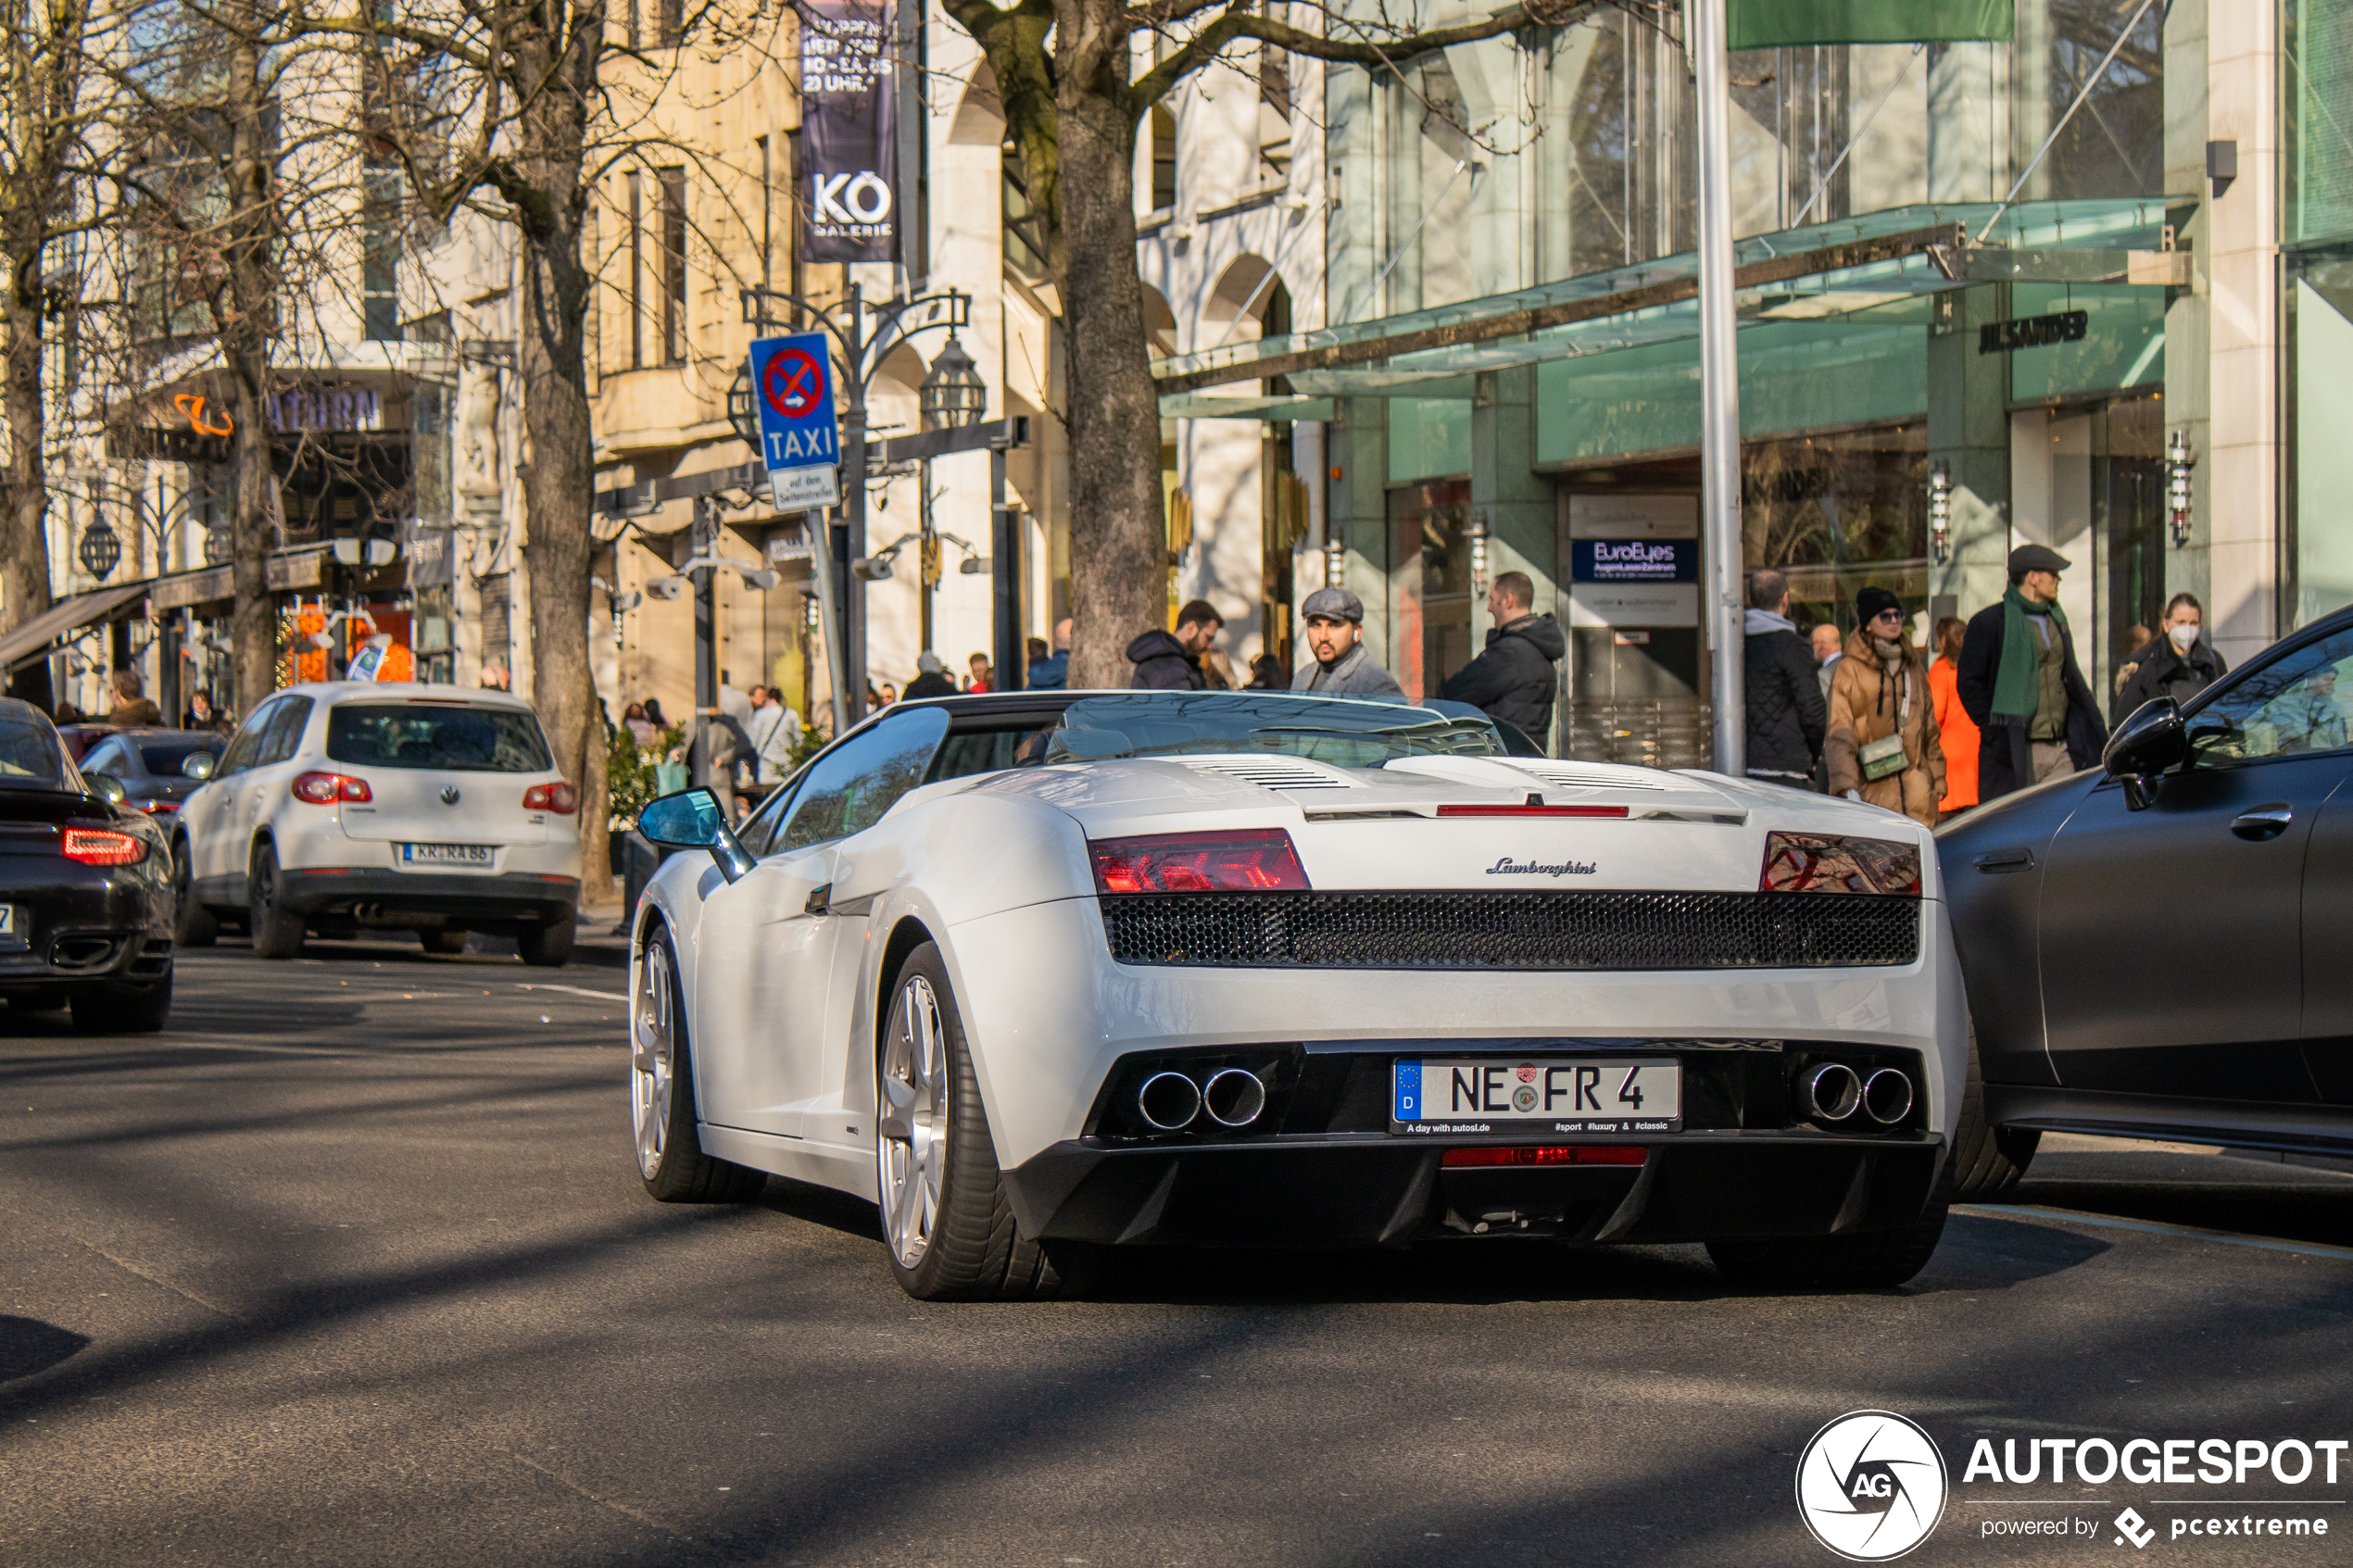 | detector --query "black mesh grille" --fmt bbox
[1100,891,1919,971]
